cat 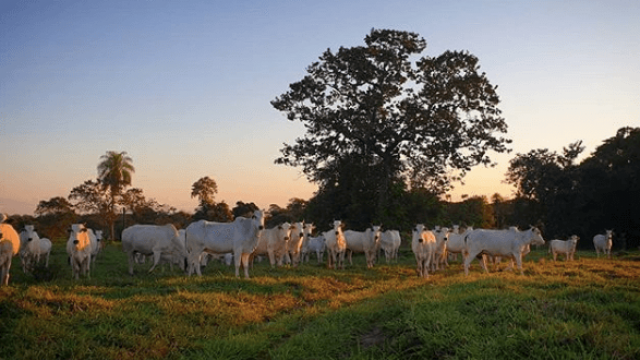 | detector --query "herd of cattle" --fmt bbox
[0,211,616,285]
